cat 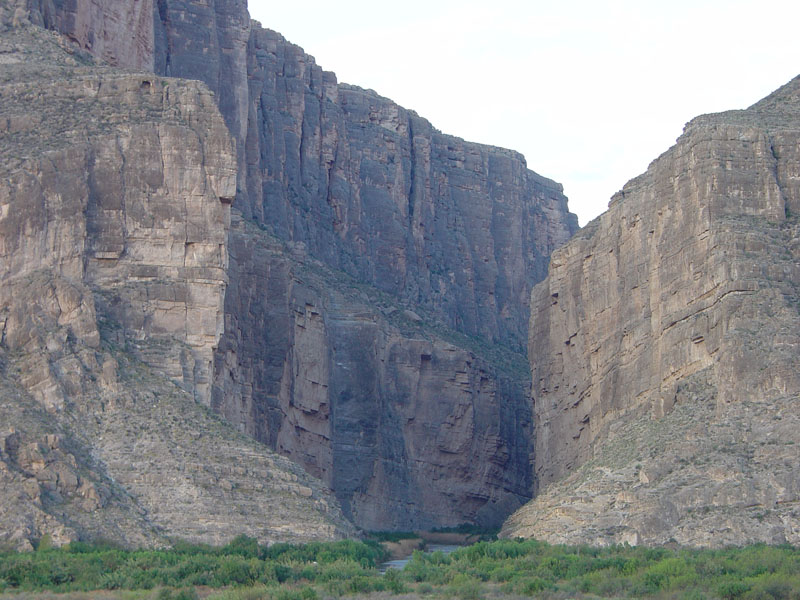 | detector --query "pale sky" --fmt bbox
[248,0,800,226]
